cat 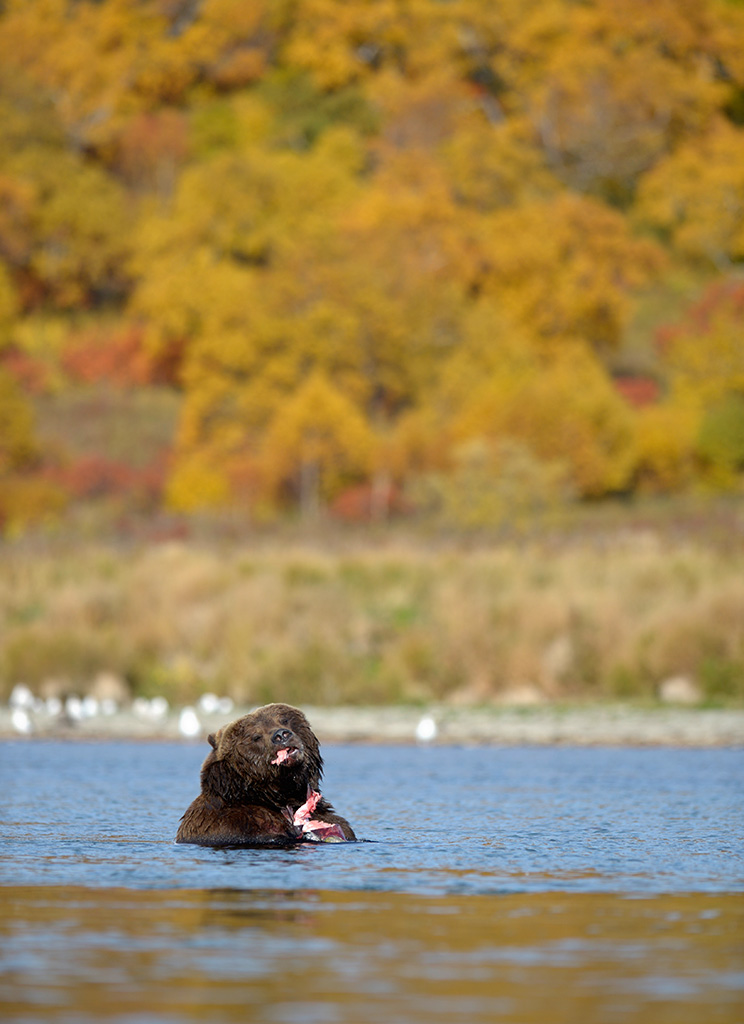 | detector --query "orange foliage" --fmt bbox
[61,325,178,387]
